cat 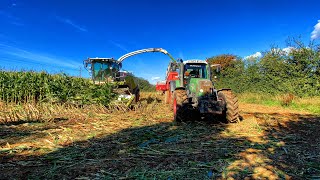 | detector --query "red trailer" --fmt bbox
[155,62,179,105]
[164,71,178,104]
[156,81,167,92]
